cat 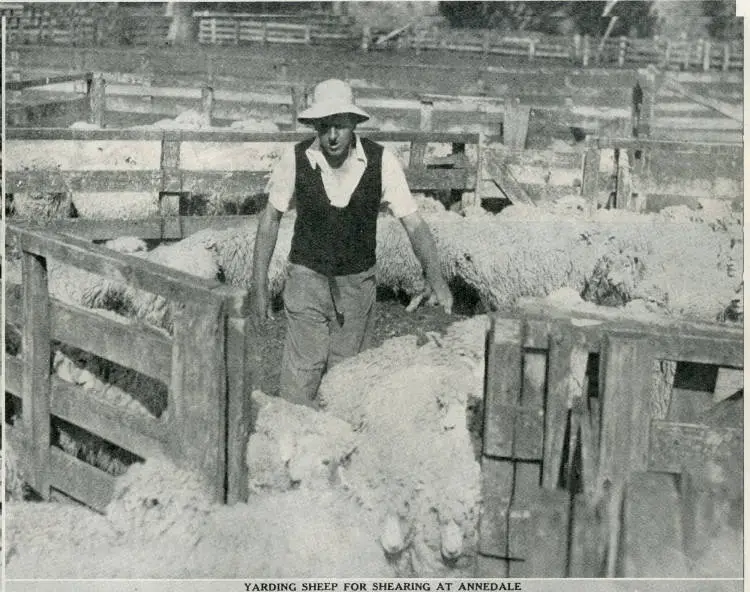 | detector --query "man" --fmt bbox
[251,78,452,408]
